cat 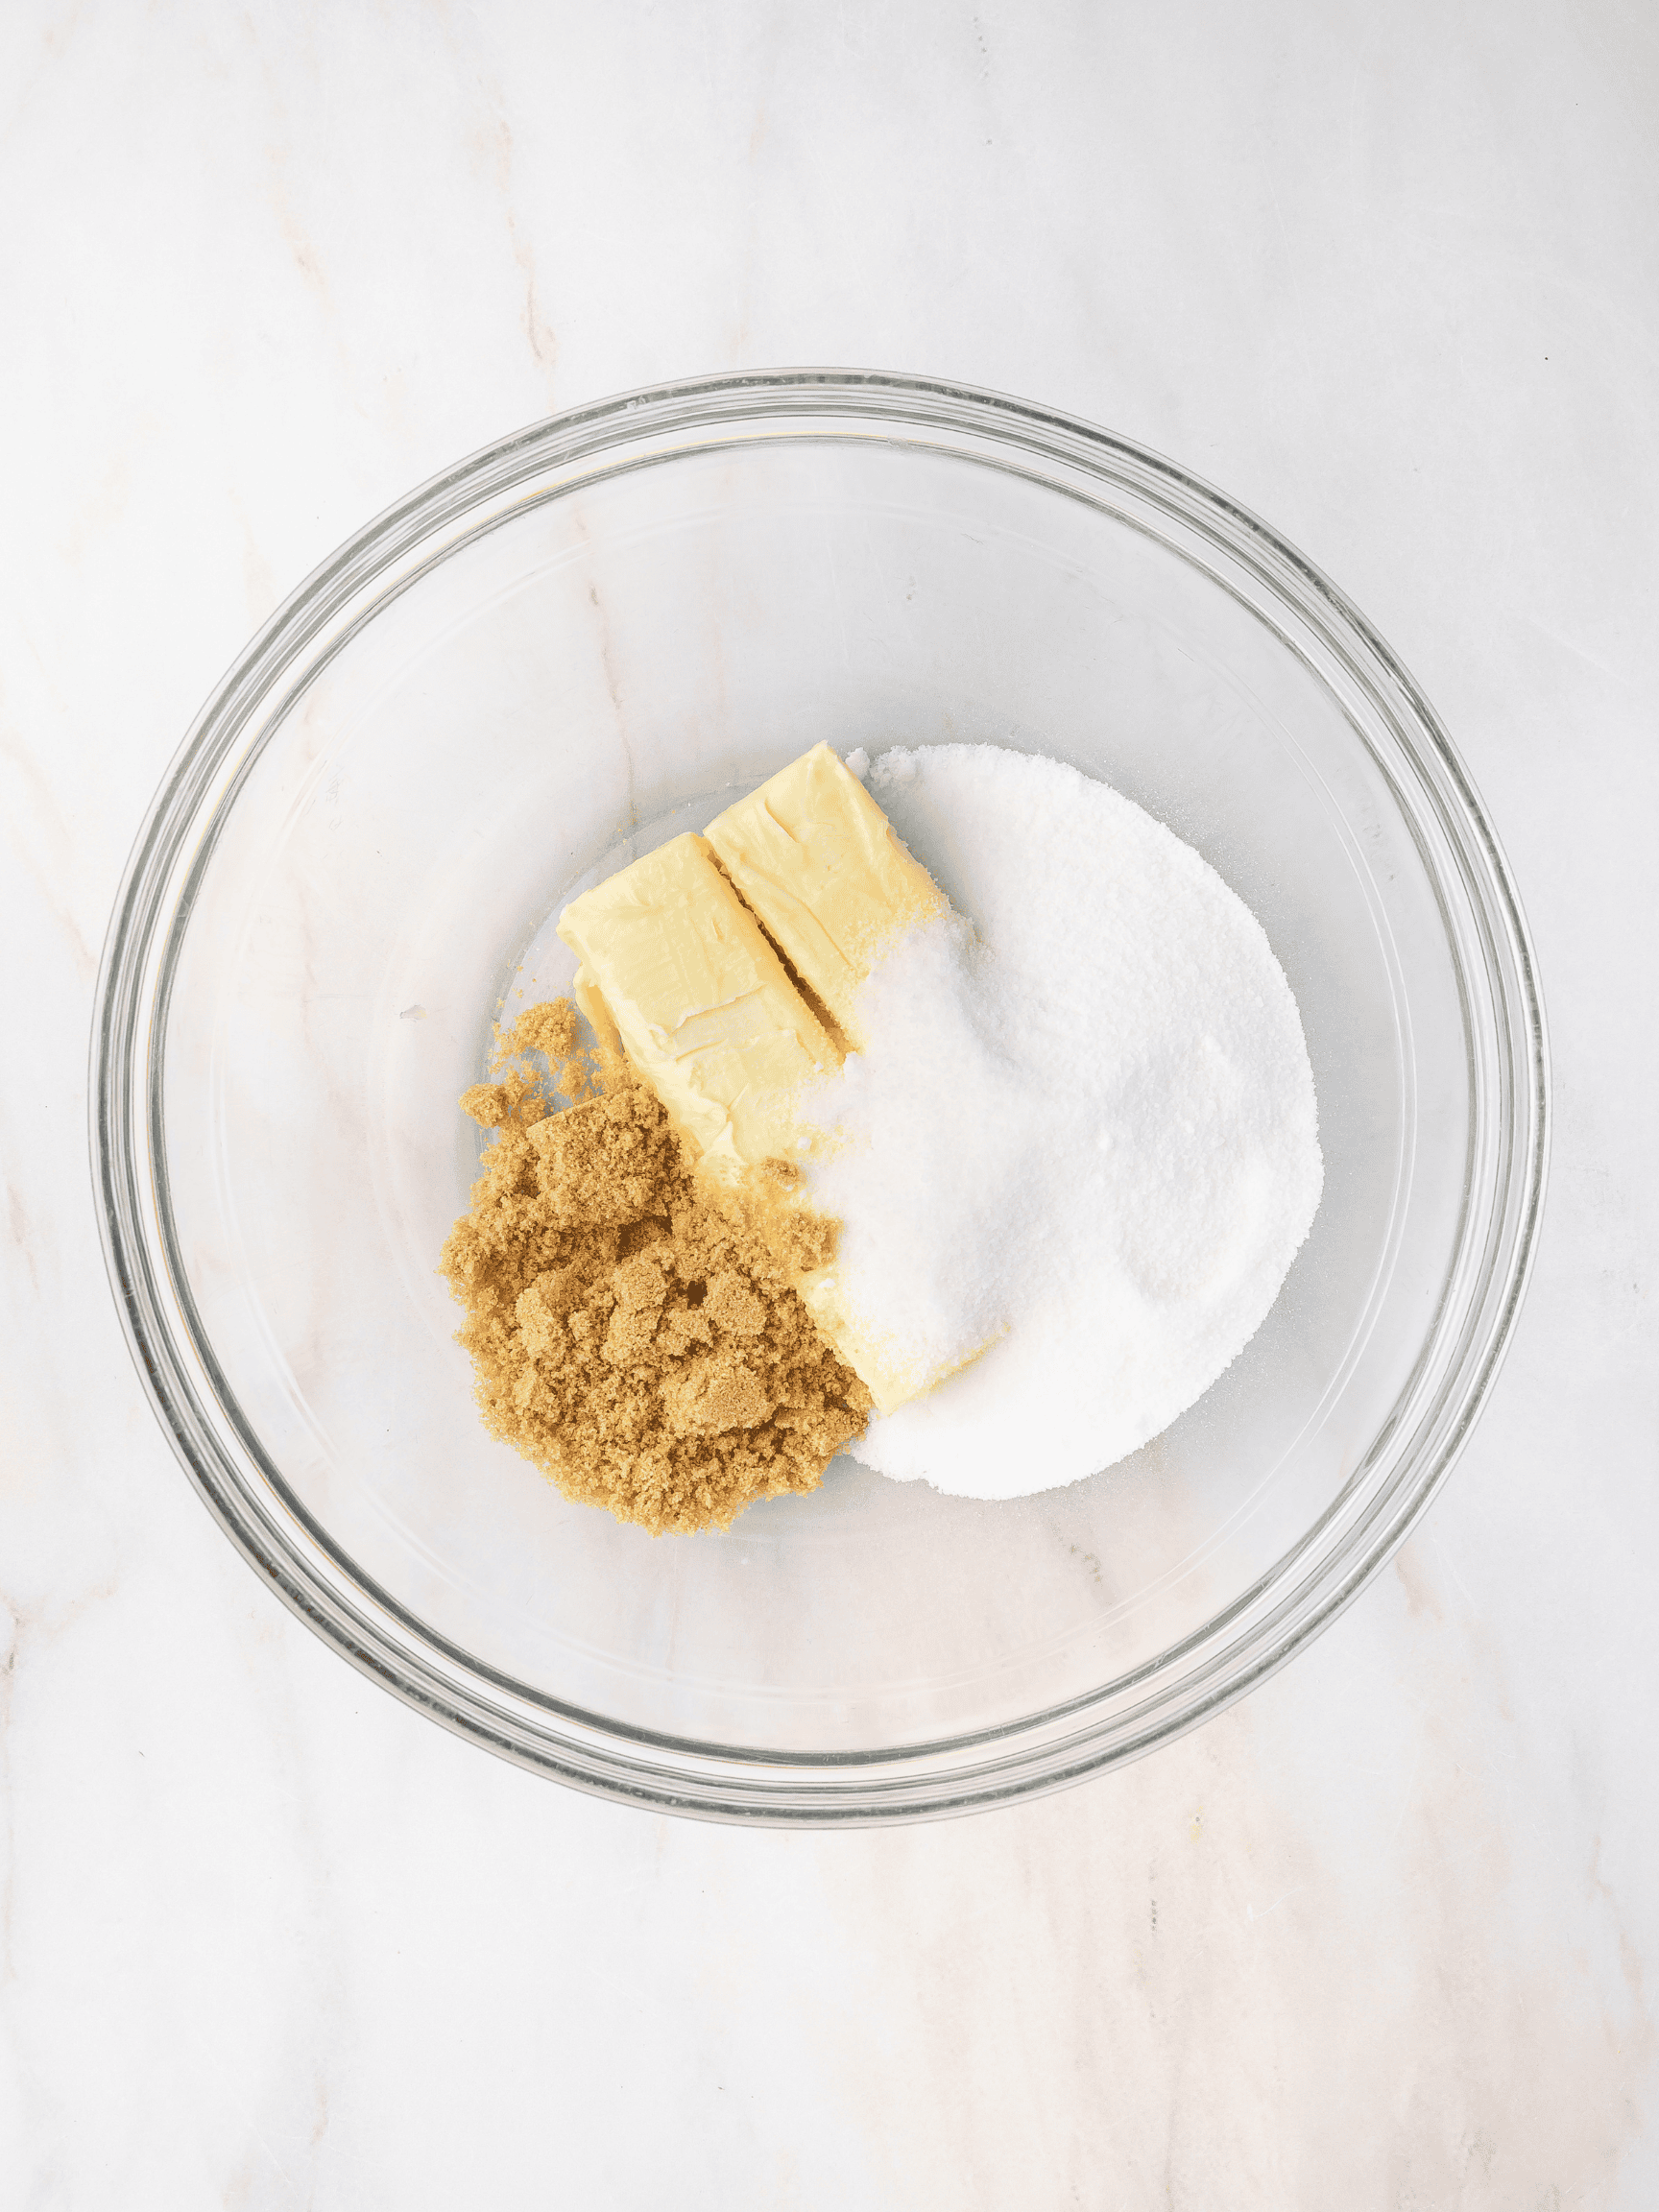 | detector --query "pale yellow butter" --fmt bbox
[703,743,945,1049]
[569,961,621,1061]
[790,1273,956,1418]
[557,779,981,1418]
[556,832,837,1180]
